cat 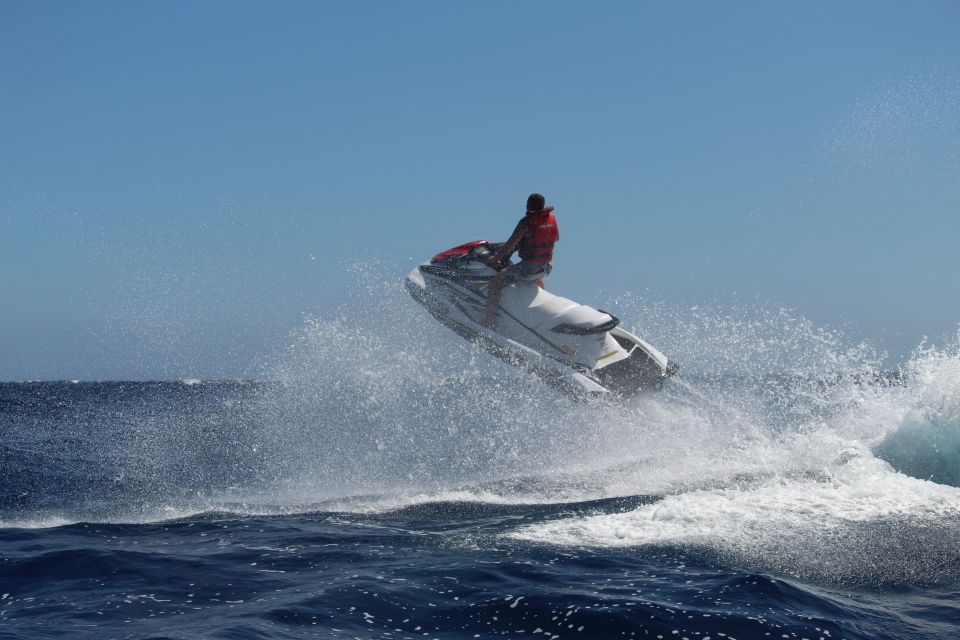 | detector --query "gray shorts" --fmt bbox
[501,261,552,284]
